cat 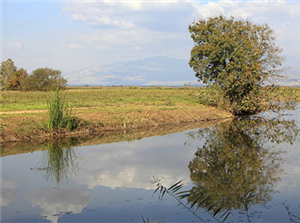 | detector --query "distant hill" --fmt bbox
[63,56,299,87]
[63,56,198,86]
